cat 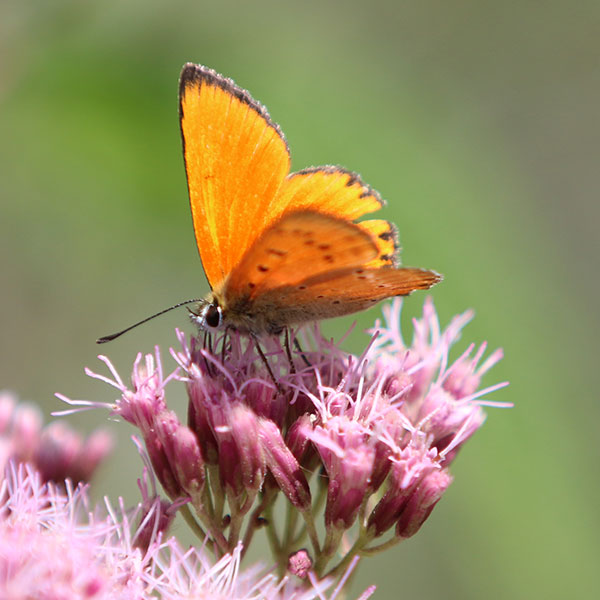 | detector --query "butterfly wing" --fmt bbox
[220,209,441,332]
[276,167,384,219]
[222,210,379,301]
[256,267,442,324]
[179,64,291,289]
[274,167,399,268]
[253,266,442,326]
